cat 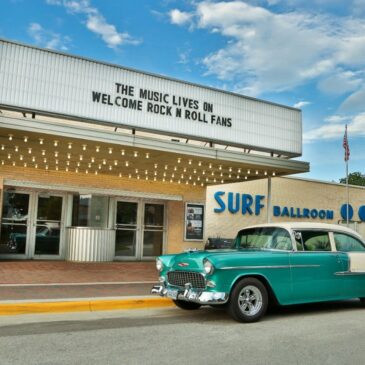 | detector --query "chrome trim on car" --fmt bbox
[151,284,228,305]
[335,271,365,276]
[220,264,320,270]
